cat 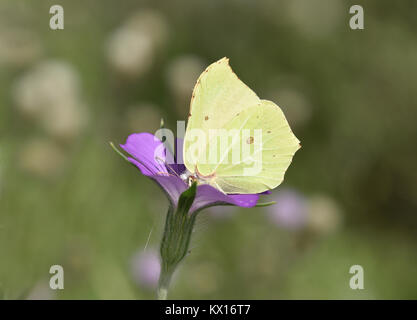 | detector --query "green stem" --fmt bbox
[157,287,168,300]
[157,263,174,300]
